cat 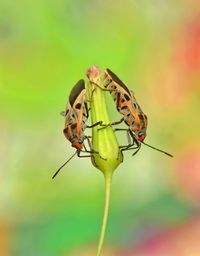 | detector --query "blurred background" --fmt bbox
[0,0,200,255]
